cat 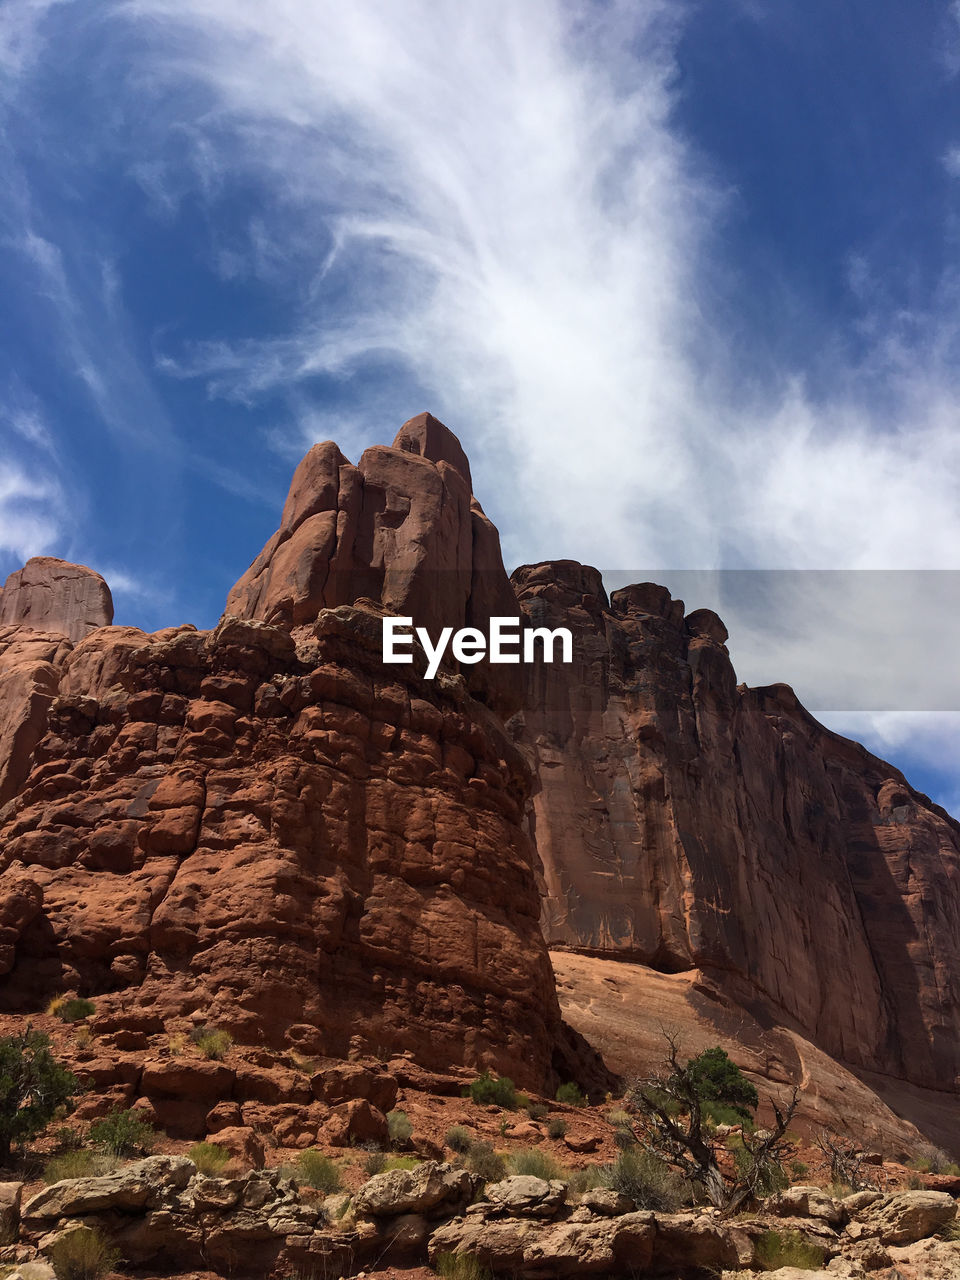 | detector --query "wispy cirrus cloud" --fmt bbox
[2,0,960,800]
